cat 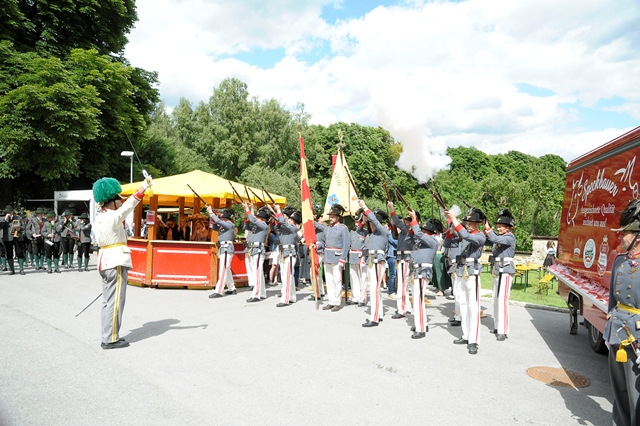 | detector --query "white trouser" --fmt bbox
[280,256,297,304]
[316,253,325,295]
[452,273,462,321]
[366,260,387,322]
[325,263,343,306]
[412,277,429,333]
[349,260,366,304]
[492,272,512,335]
[396,259,411,314]
[456,274,481,344]
[214,251,235,294]
[247,253,266,299]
